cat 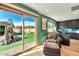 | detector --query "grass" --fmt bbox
[24,33,35,43]
[0,33,35,52]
